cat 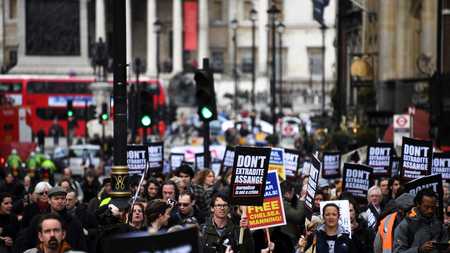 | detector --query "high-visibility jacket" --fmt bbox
[377,212,398,253]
